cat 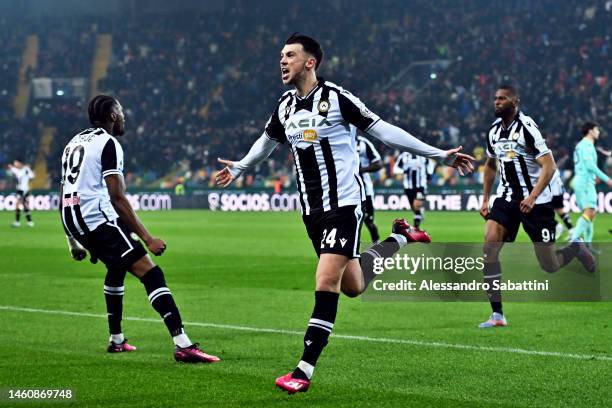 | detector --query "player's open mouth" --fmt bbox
[281,68,290,80]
